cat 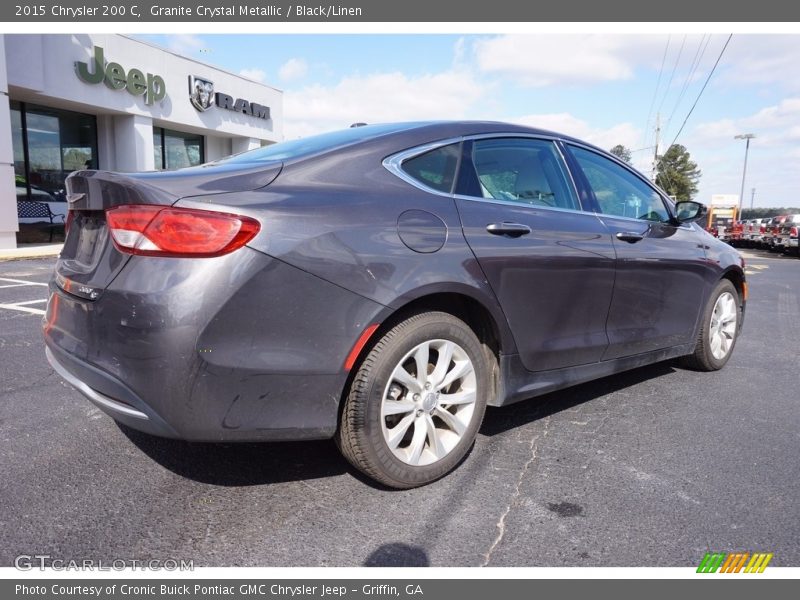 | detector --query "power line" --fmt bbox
[657,35,687,116]
[665,34,711,134]
[666,34,733,152]
[641,35,671,152]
